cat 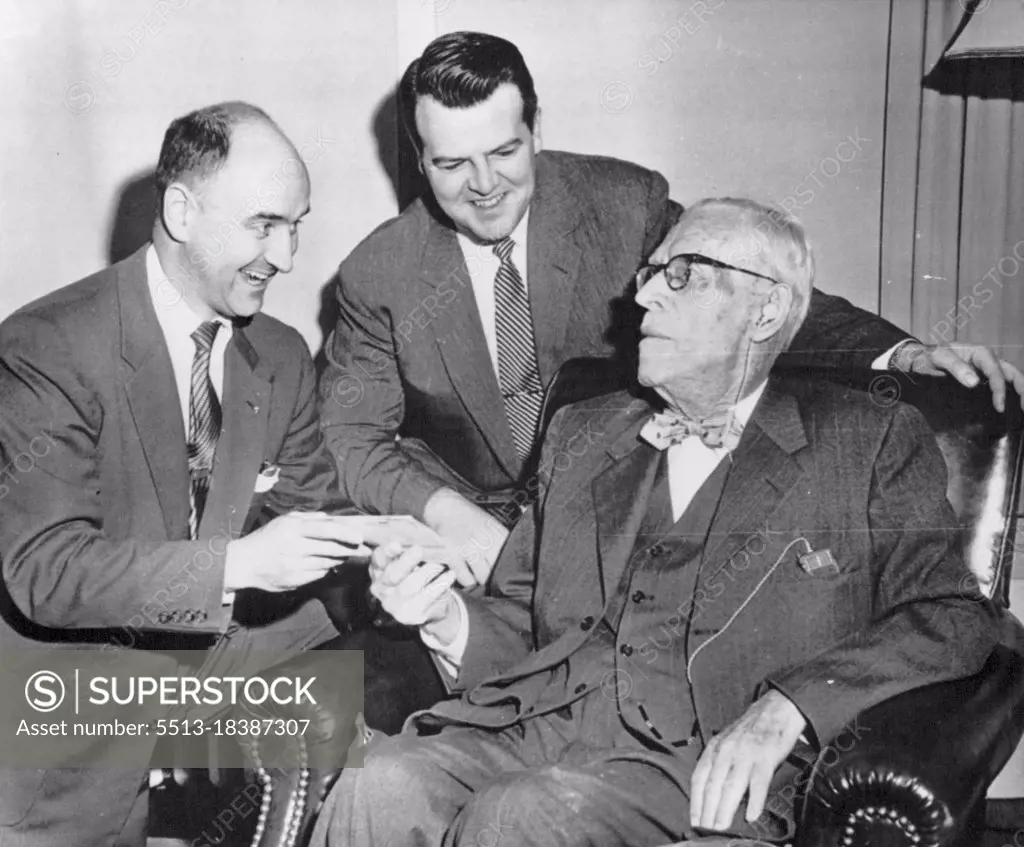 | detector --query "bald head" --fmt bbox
[155,101,304,207]
[152,101,311,322]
